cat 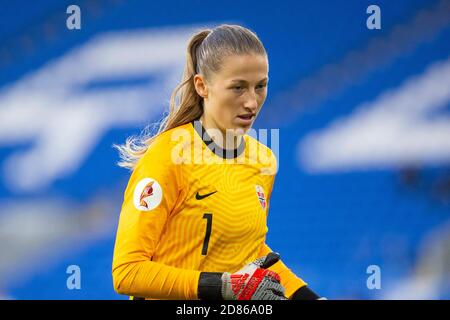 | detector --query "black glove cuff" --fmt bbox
[290,286,320,300]
[197,272,223,300]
